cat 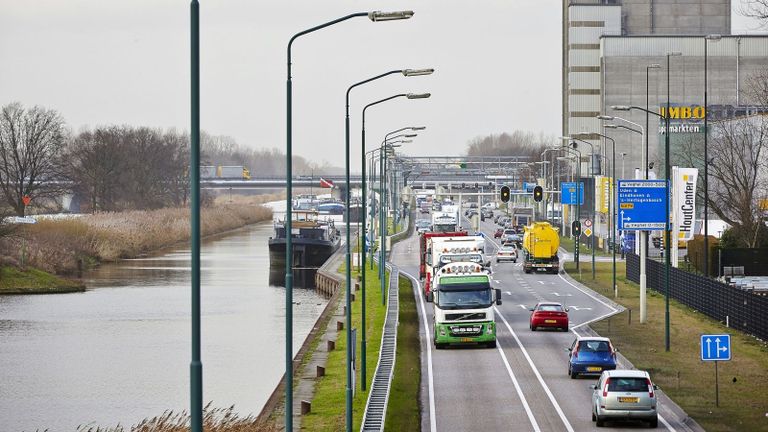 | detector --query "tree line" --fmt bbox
[0,102,331,215]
